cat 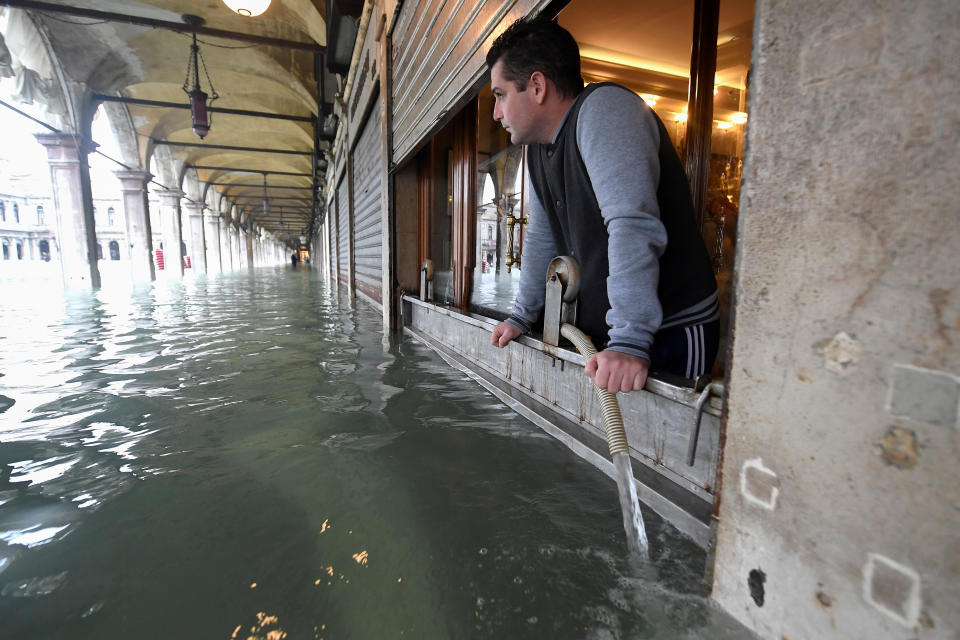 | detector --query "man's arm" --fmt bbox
[577,86,669,391]
[492,169,558,348]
